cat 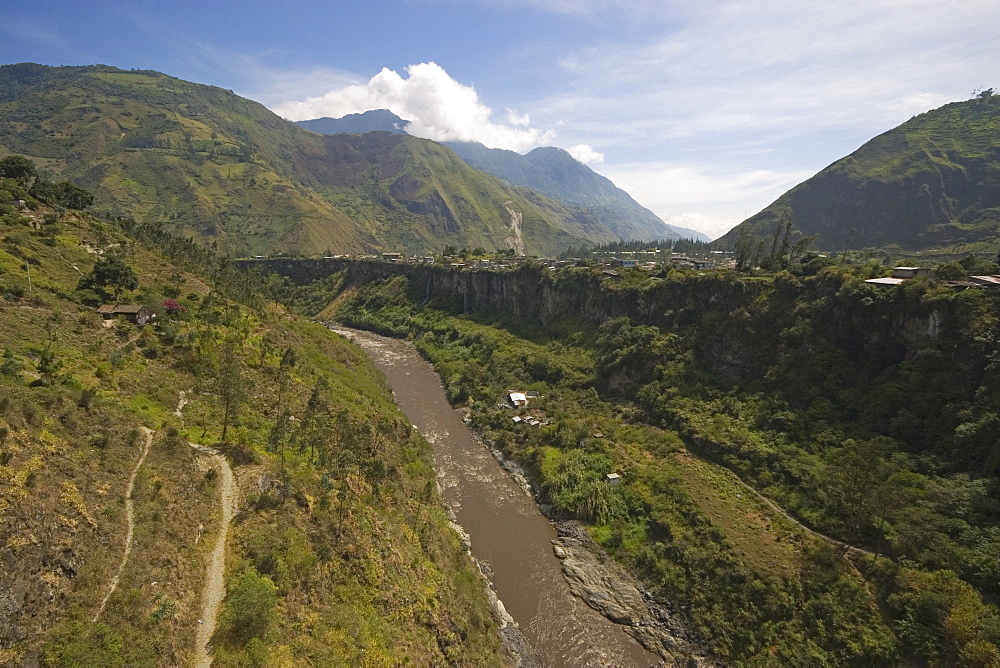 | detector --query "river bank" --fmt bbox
[466,412,709,665]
